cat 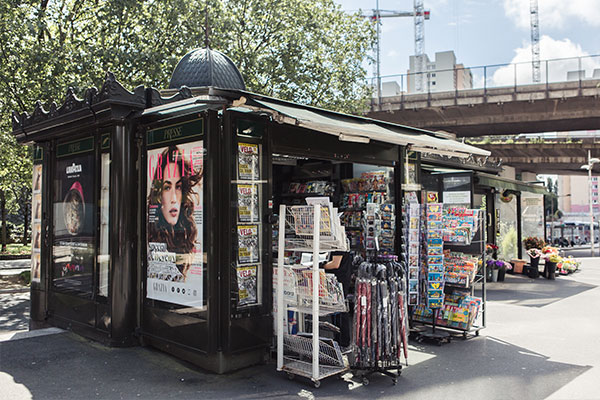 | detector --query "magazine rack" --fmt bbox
[276,204,349,388]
